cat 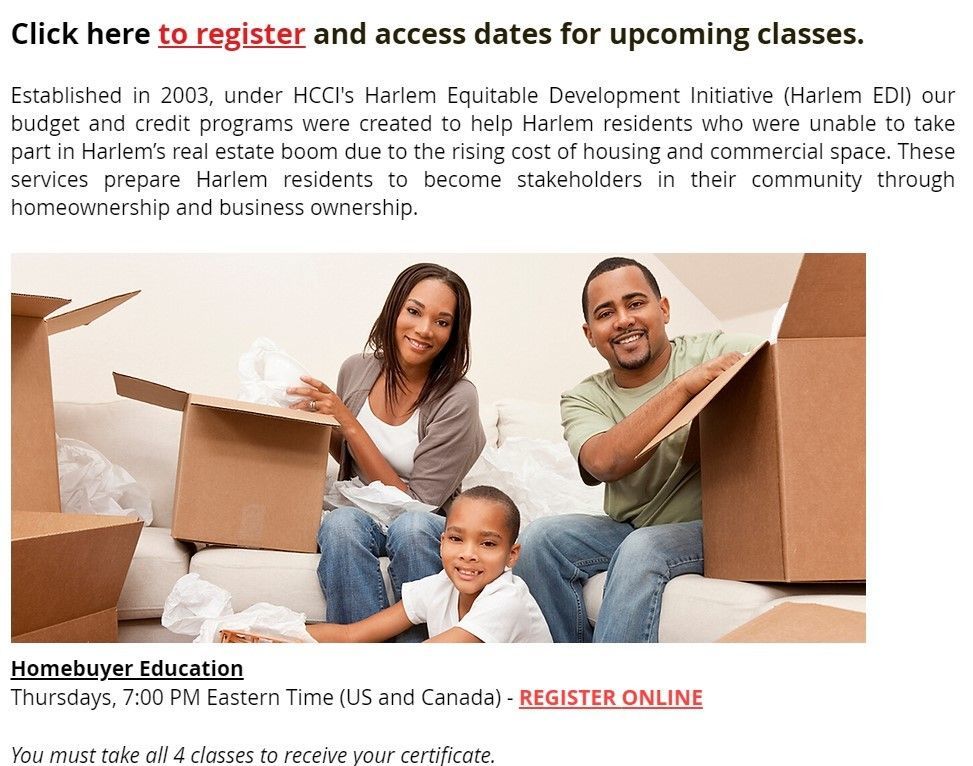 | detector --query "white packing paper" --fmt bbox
[56,436,153,524]
[463,437,604,527]
[325,478,438,531]
[196,603,316,644]
[161,573,235,636]
[162,573,315,643]
[238,336,310,407]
